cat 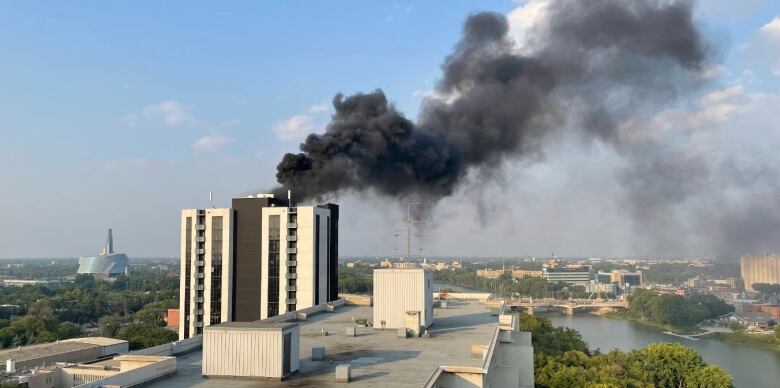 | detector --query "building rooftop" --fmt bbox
[204,322,299,331]
[0,341,99,364]
[151,300,502,387]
